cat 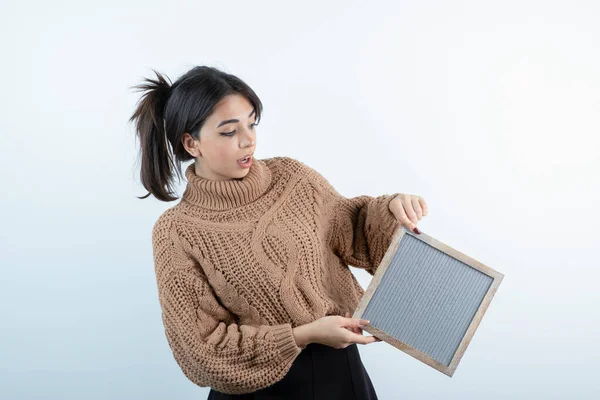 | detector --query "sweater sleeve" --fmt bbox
[152,217,302,395]
[309,169,401,276]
